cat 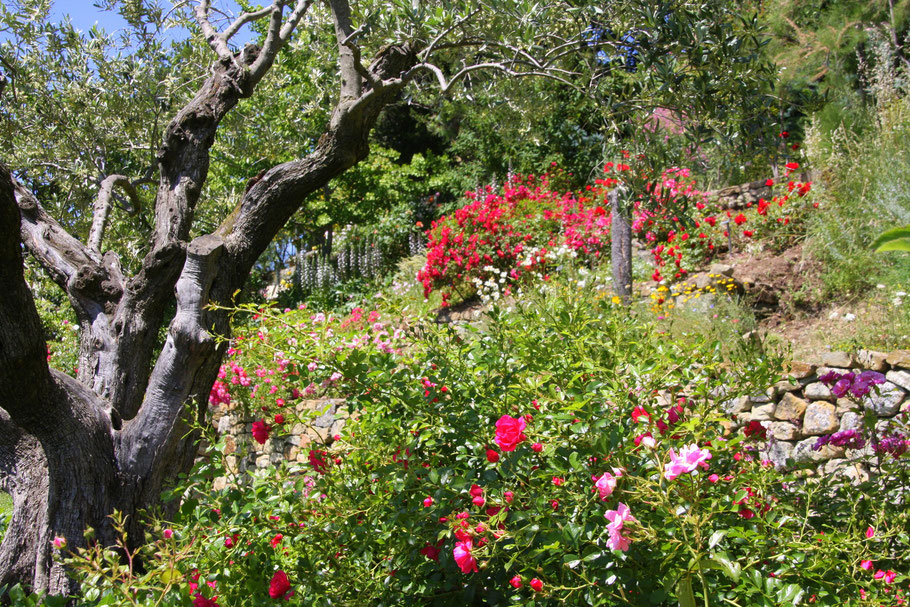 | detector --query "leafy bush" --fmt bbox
[66,272,908,606]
